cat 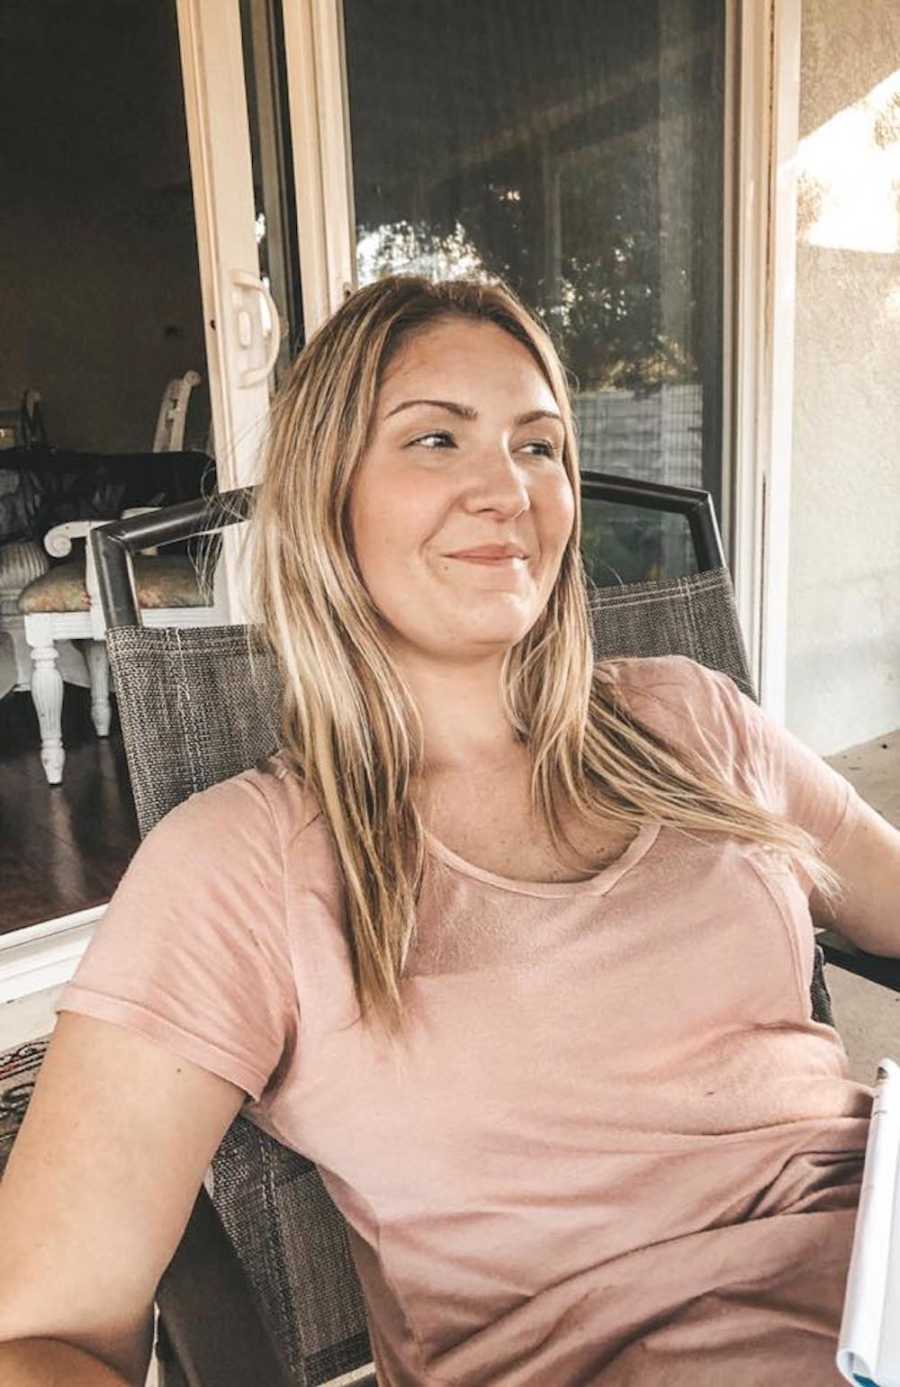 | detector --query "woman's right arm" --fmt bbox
[0,1009,248,1386]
